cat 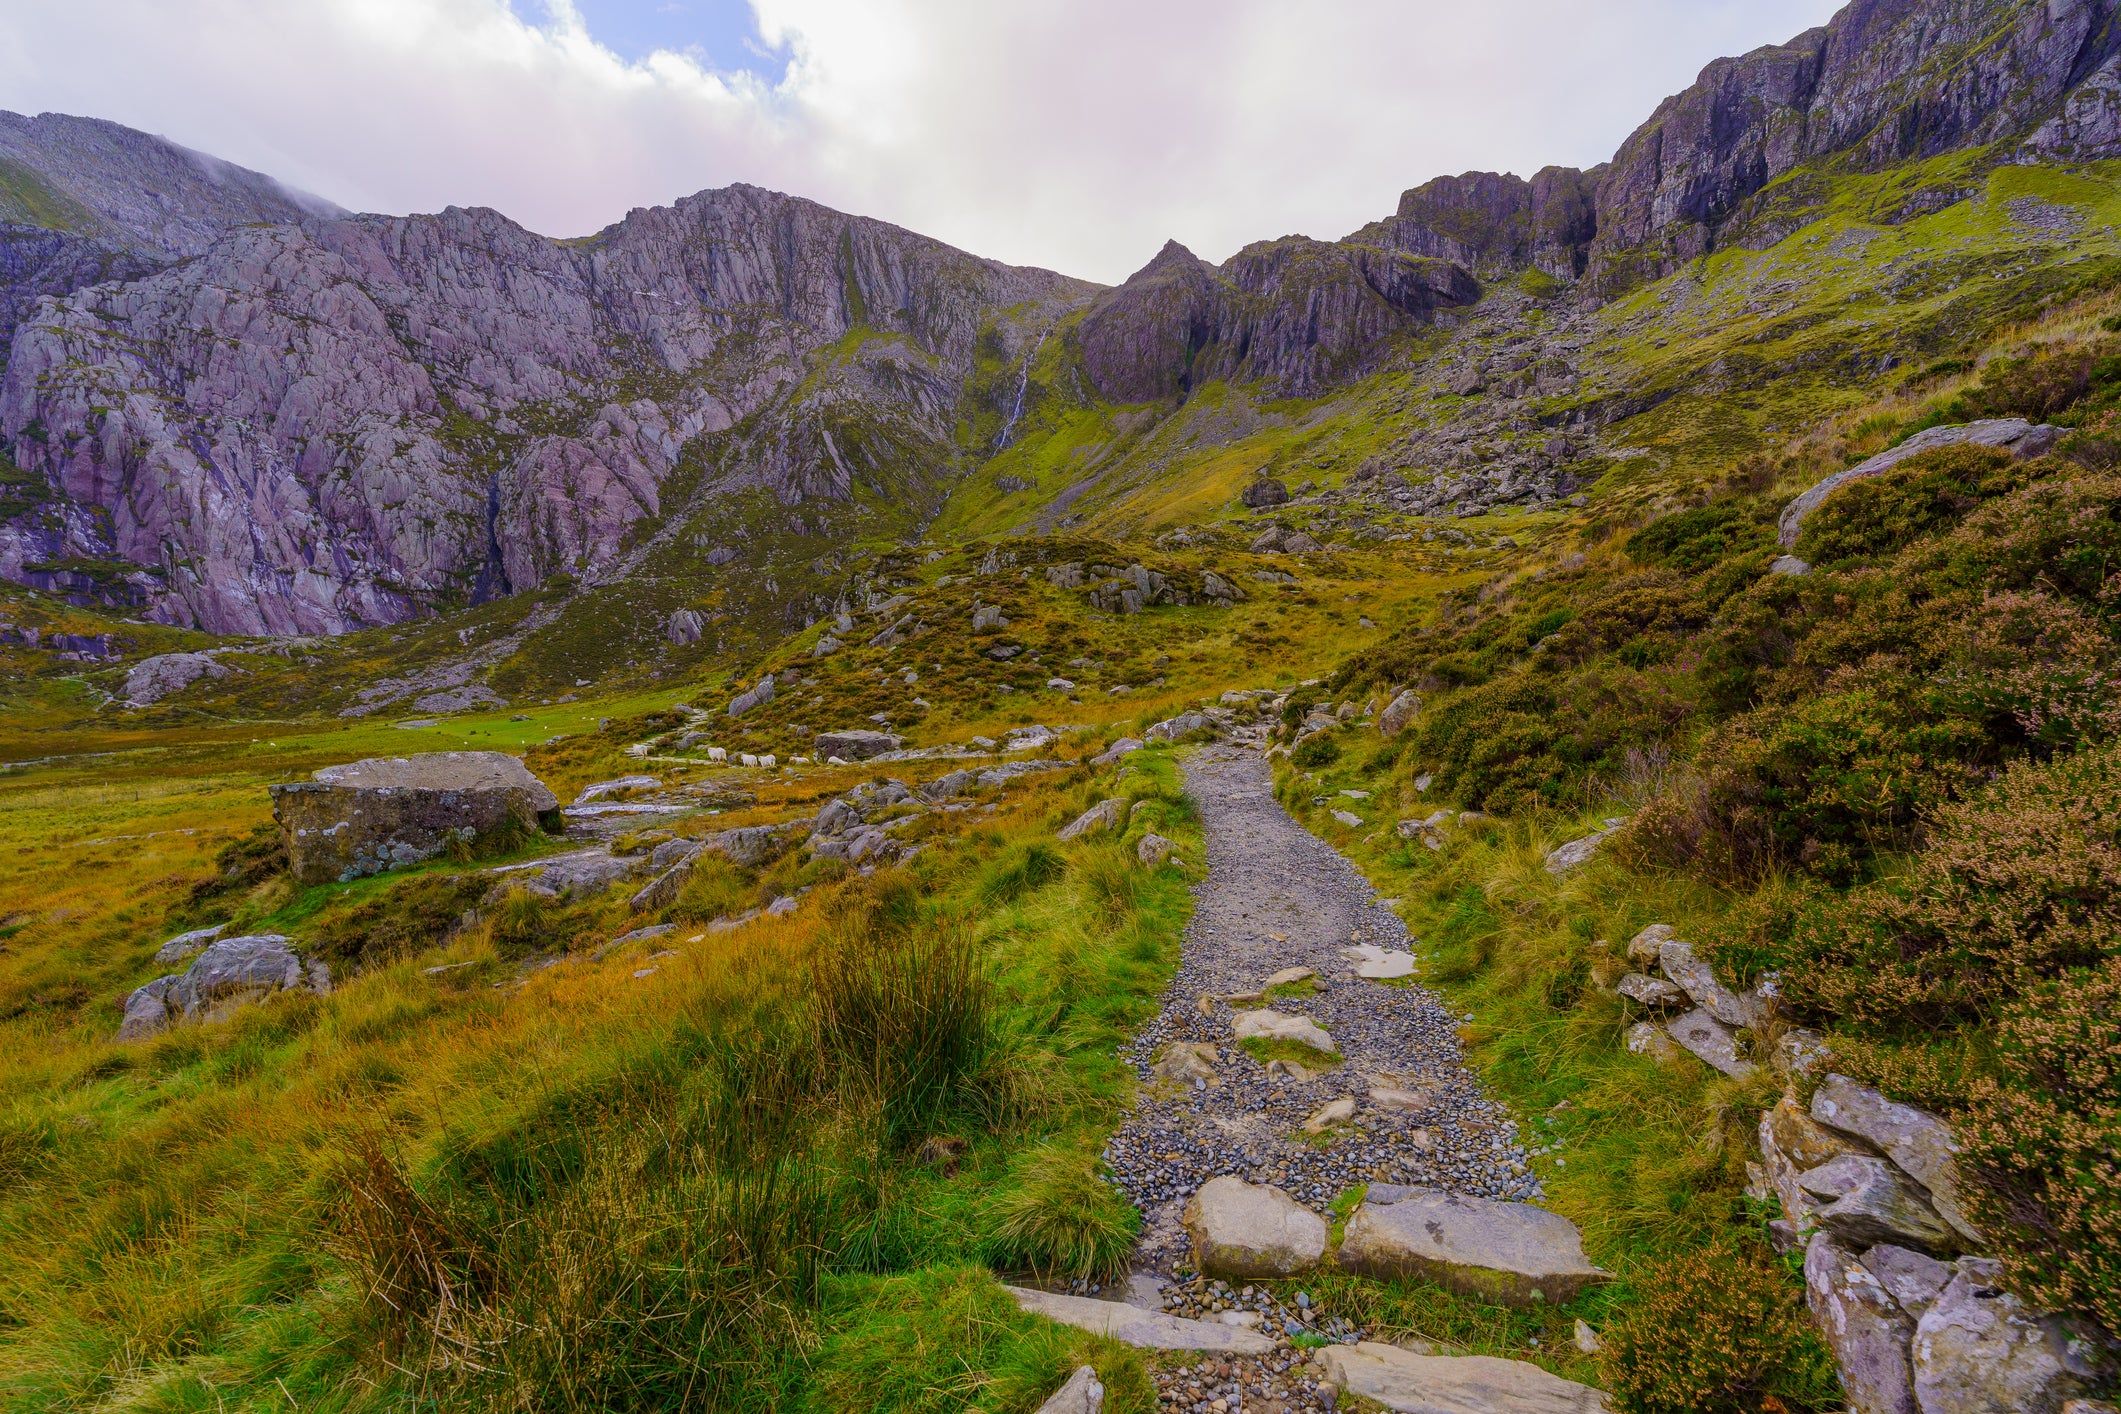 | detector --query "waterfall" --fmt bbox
[997,328,1050,448]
